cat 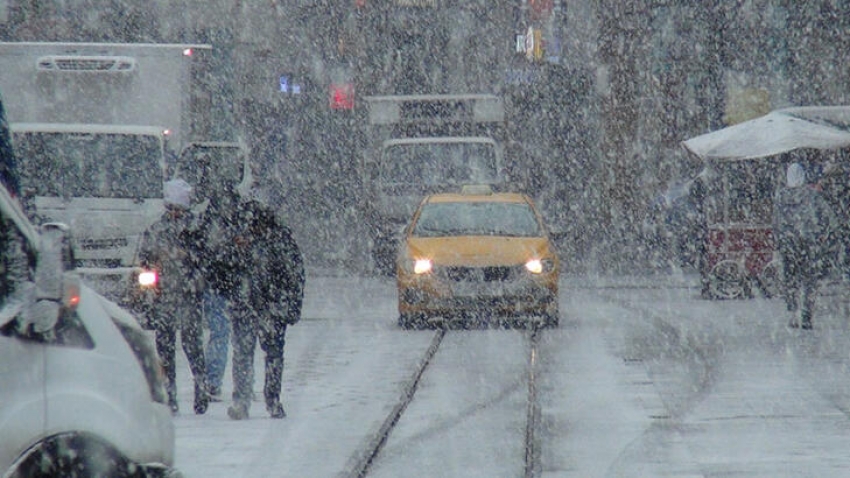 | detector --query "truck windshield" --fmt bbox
[14,132,163,199]
[381,142,498,186]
